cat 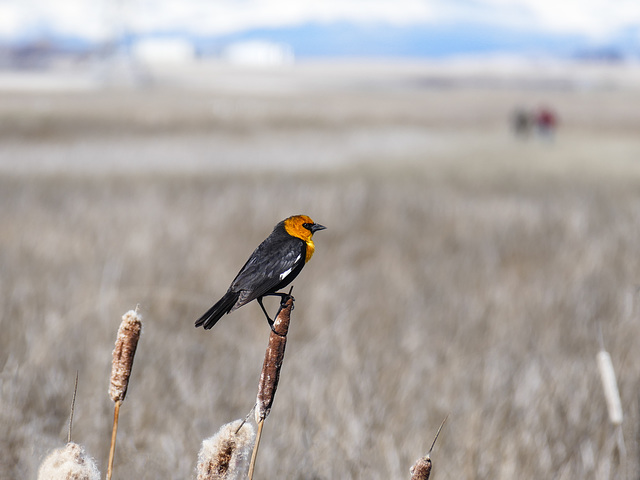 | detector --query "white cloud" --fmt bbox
[0,0,637,41]
[126,0,435,35]
[0,0,108,40]
[483,0,640,38]
[0,5,23,37]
